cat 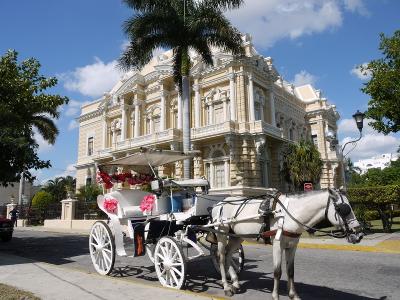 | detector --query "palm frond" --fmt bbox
[31,115,58,145]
